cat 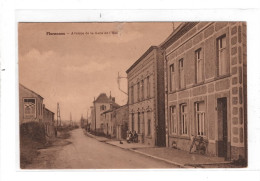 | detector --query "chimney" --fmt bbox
[112,97,115,102]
